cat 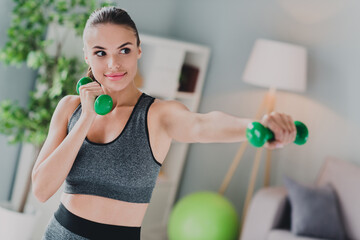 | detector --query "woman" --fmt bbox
[32,6,297,240]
